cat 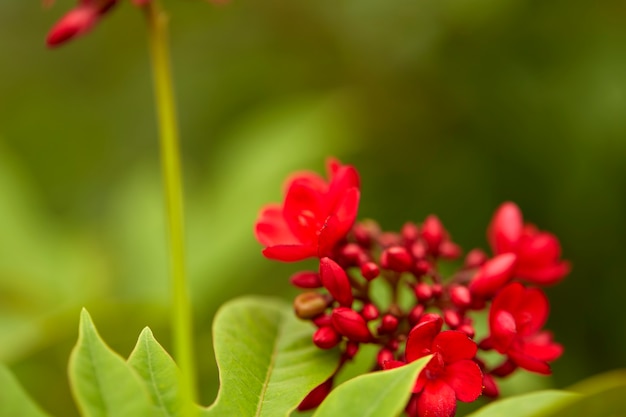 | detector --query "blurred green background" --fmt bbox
[1,0,625,415]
